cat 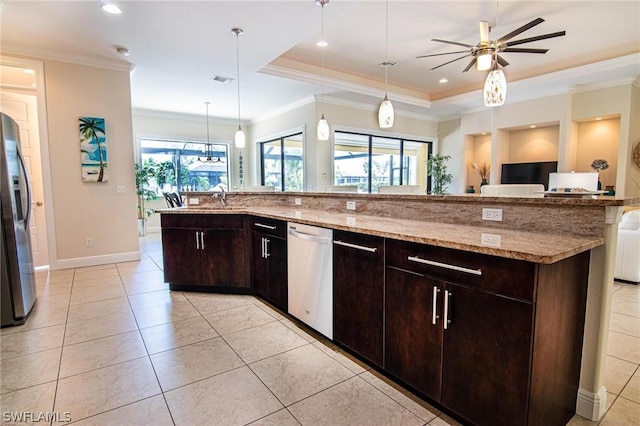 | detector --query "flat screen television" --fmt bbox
[501,161,558,190]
